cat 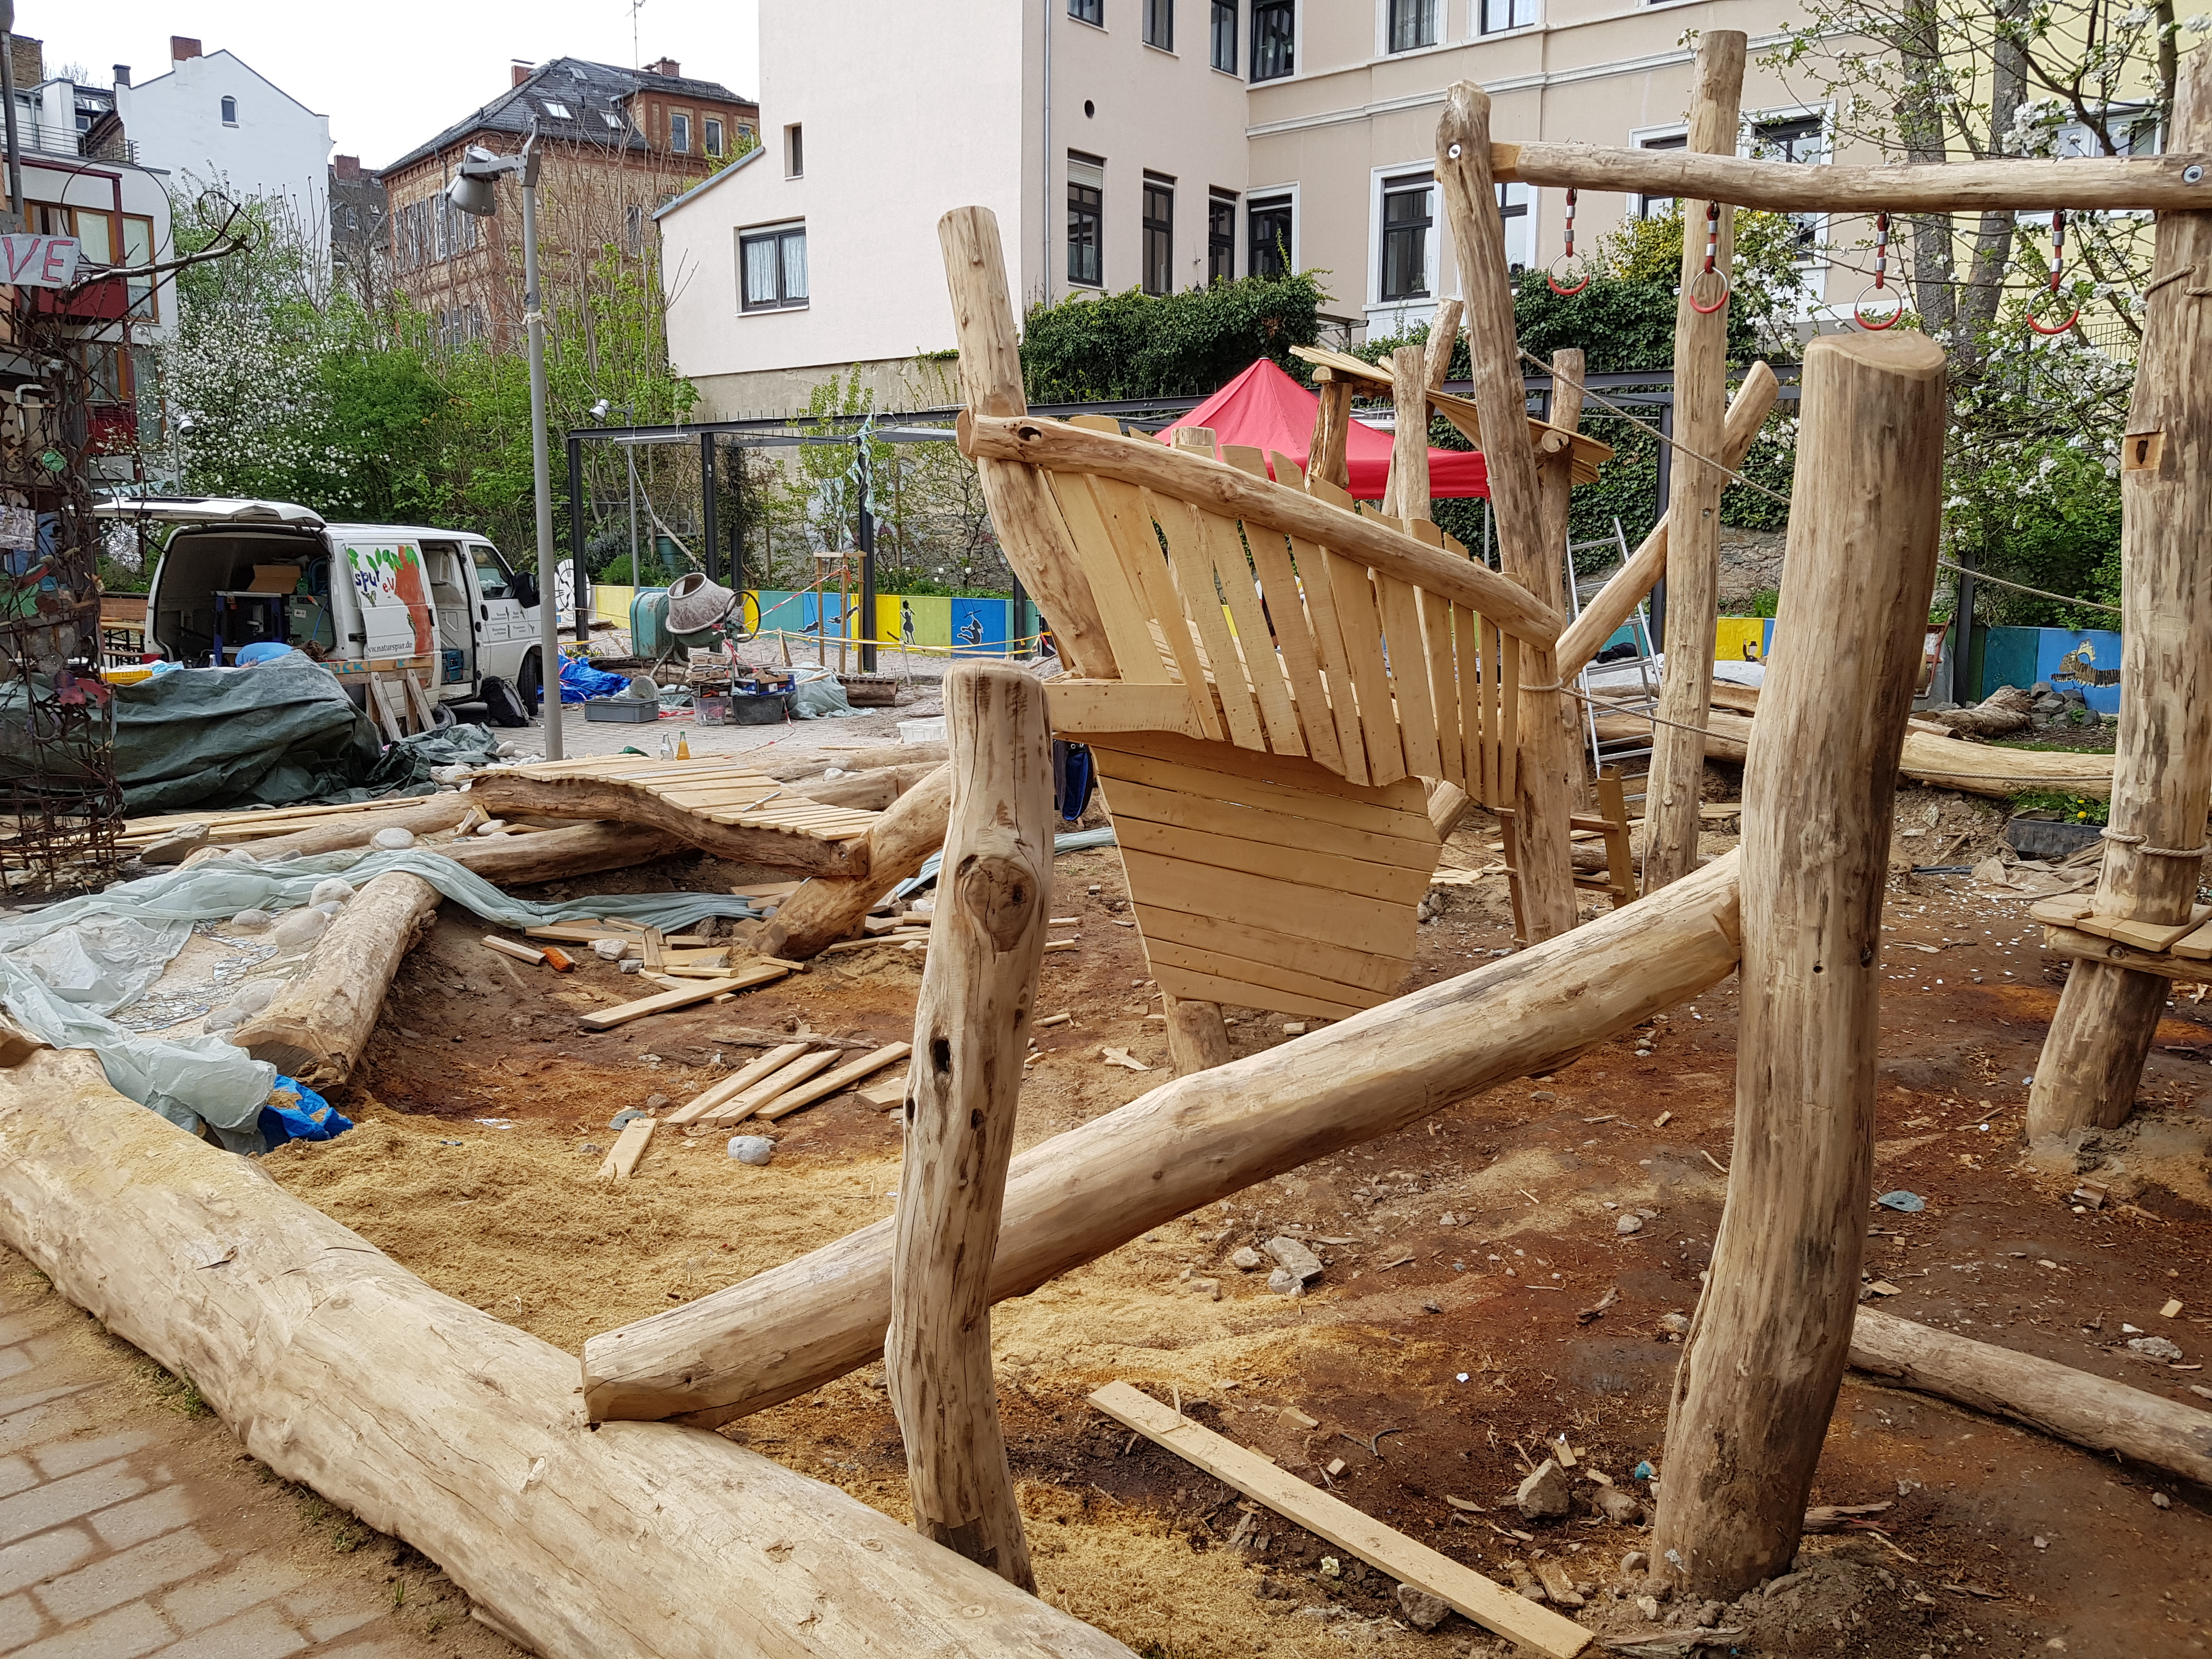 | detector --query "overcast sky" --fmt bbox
[31,0,761,169]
